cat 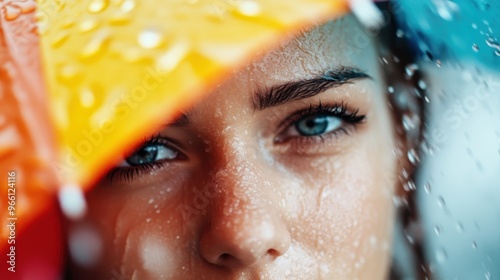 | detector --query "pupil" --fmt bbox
[296,115,328,136]
[126,145,158,166]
